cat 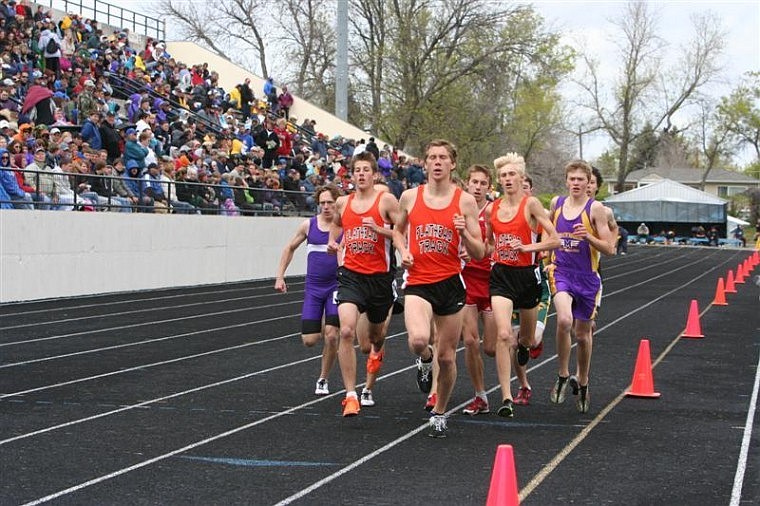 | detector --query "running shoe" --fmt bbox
[496,399,514,418]
[550,375,571,404]
[577,385,590,413]
[529,340,544,359]
[314,378,329,396]
[366,348,384,374]
[516,342,530,366]
[424,392,437,412]
[415,346,434,393]
[568,377,590,413]
[342,396,360,417]
[513,387,532,406]
[428,414,447,438]
[360,388,375,407]
[462,396,490,415]
[568,375,580,396]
